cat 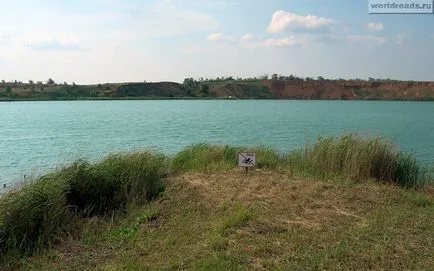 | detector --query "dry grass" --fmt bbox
[11,169,434,271]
